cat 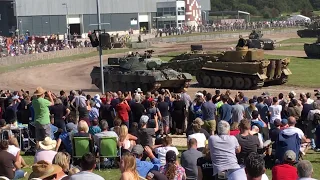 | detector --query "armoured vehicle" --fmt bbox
[304,37,320,58]
[246,30,276,50]
[90,50,193,92]
[297,21,320,38]
[160,45,291,89]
